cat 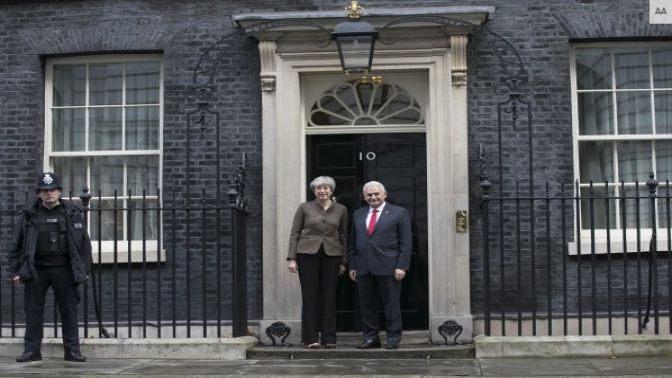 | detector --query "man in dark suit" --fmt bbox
[349,181,412,349]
